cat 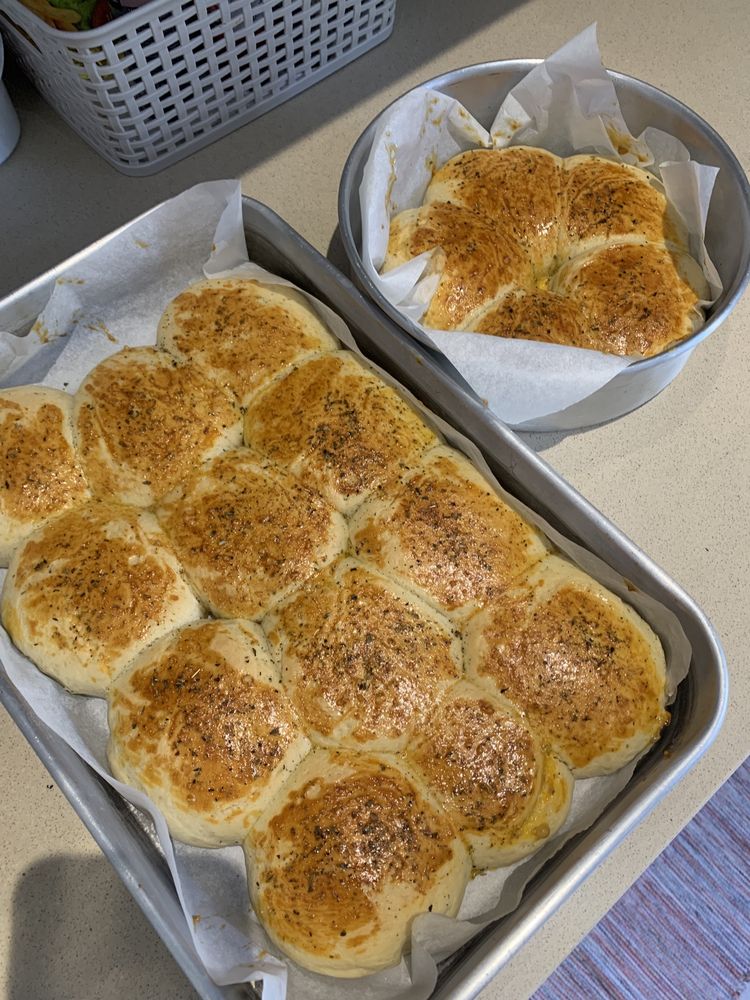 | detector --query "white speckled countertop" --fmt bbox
[0,1,748,998]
